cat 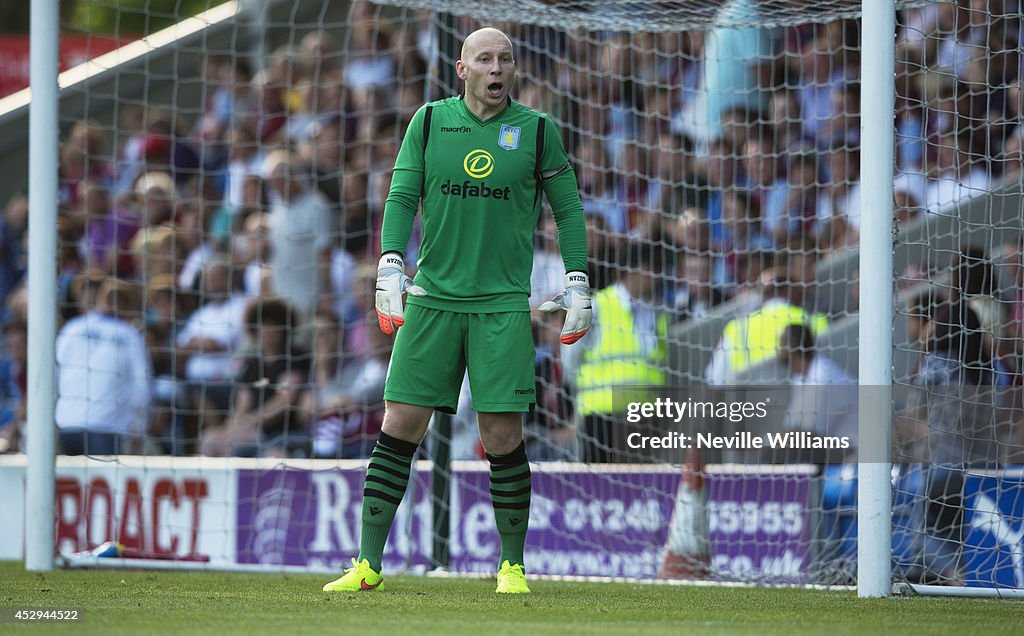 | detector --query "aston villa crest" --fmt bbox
[498,124,521,150]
